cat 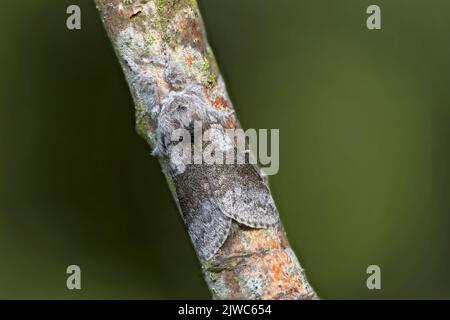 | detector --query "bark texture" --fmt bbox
[94,0,318,300]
